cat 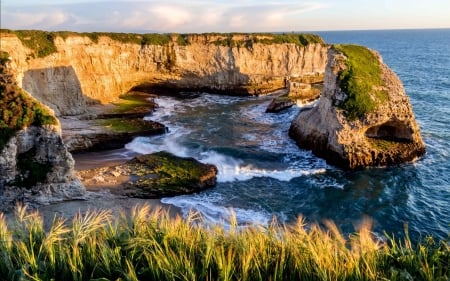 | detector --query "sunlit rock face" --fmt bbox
[289,47,426,169]
[0,59,84,209]
[0,33,328,116]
